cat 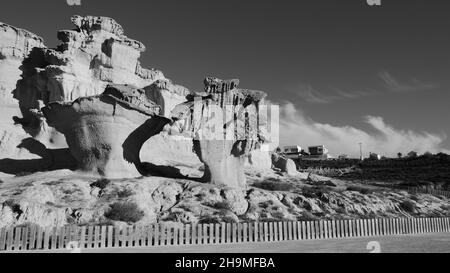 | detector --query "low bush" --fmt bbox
[297,211,319,221]
[105,202,144,223]
[90,178,111,190]
[117,189,134,198]
[400,200,417,213]
[253,181,294,192]
[346,186,374,195]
